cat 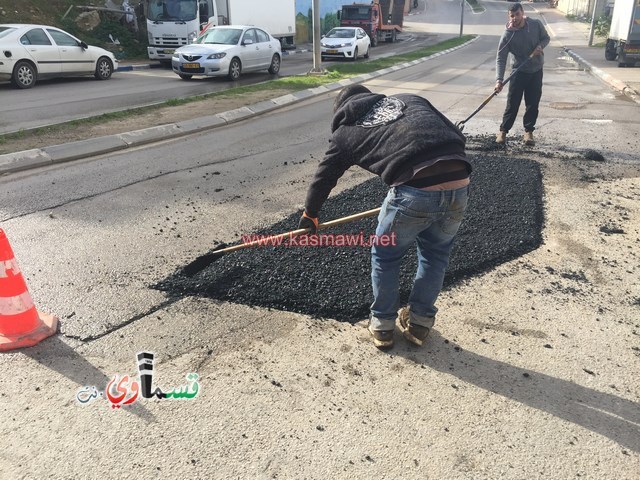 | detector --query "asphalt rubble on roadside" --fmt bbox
[156,148,545,320]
